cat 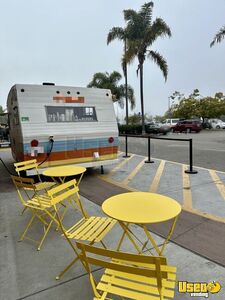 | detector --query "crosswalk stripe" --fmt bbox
[182,165,192,209]
[149,160,165,193]
[209,170,225,201]
[121,158,146,186]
